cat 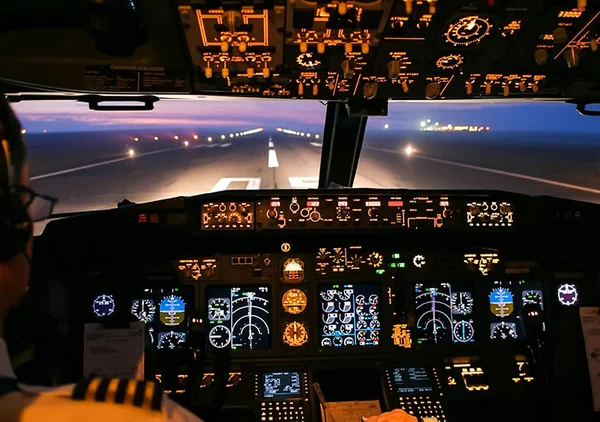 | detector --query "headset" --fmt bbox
[0,95,32,261]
